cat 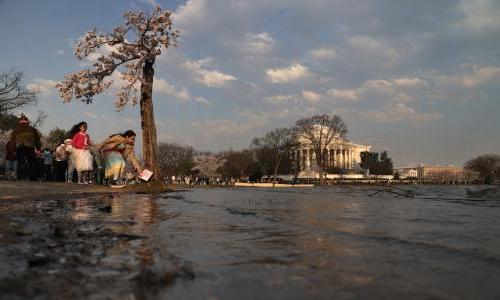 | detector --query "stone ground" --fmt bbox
[0,180,193,300]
